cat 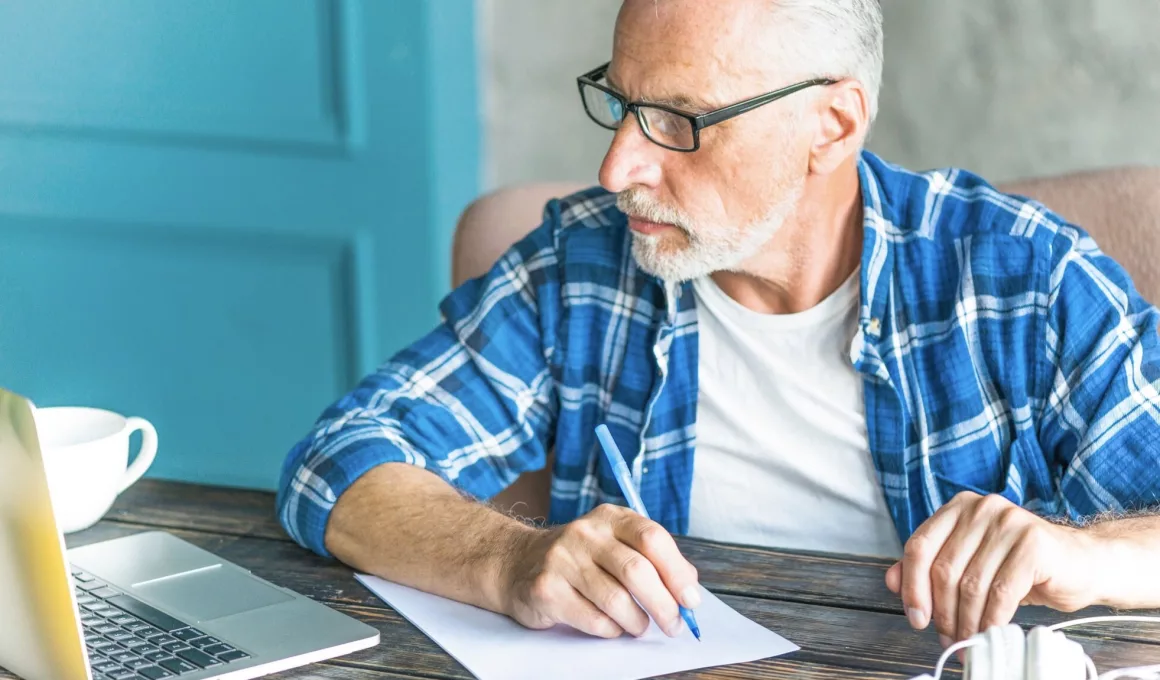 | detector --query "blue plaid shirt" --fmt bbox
[278,151,1160,558]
